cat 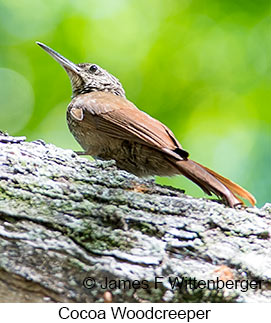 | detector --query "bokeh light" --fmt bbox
[0,68,34,133]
